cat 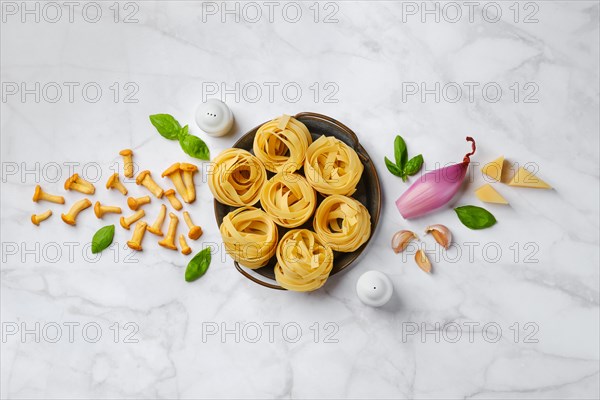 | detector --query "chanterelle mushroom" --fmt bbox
[183,211,203,240]
[164,189,183,211]
[127,221,148,251]
[162,163,188,203]
[106,173,128,195]
[158,212,178,250]
[180,163,198,203]
[136,170,164,198]
[120,209,145,230]
[147,204,166,236]
[32,185,64,204]
[31,210,52,226]
[119,149,134,178]
[127,195,151,211]
[61,198,92,226]
[94,201,122,218]
[64,174,95,195]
